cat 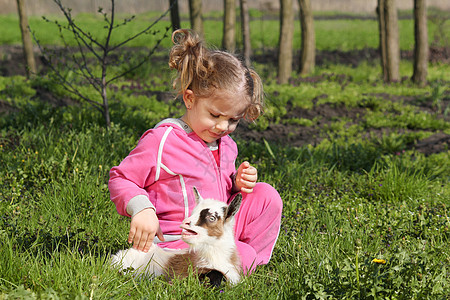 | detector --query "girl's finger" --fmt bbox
[138,233,149,251]
[240,173,257,181]
[143,236,154,252]
[239,179,256,189]
[156,226,165,241]
[133,231,142,249]
[240,187,254,193]
[128,228,136,244]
